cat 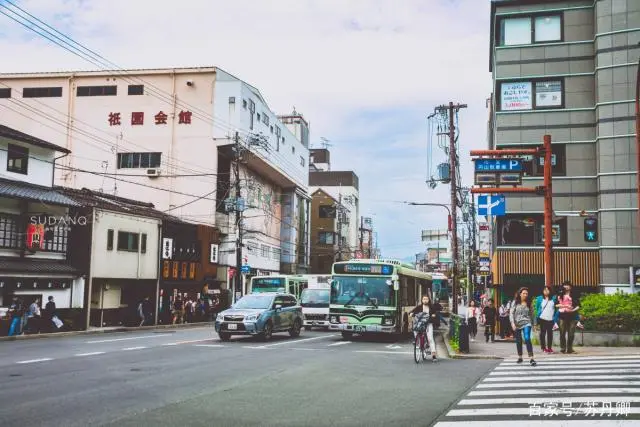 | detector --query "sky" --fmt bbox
[0,0,493,260]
